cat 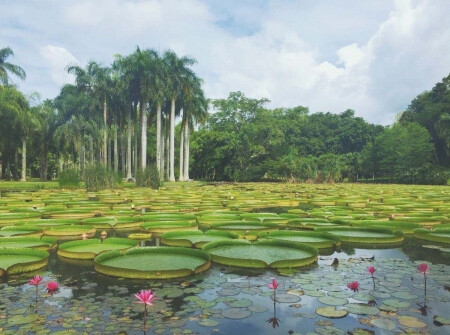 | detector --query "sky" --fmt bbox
[1,0,449,125]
